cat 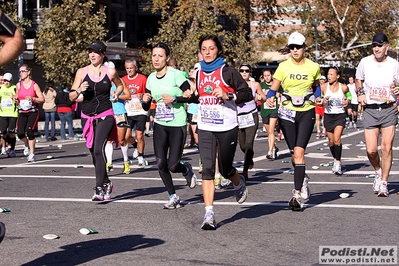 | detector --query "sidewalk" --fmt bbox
[36,119,83,135]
